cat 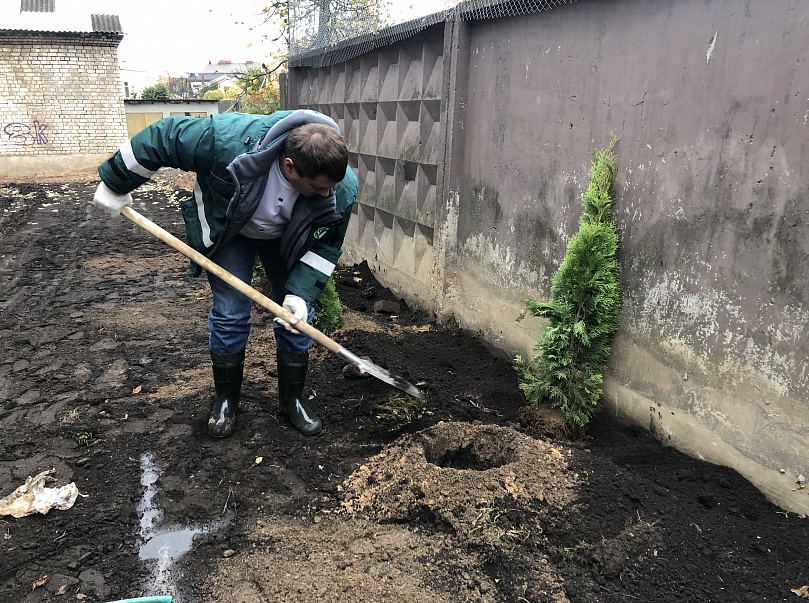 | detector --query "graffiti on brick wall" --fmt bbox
[3,120,49,146]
